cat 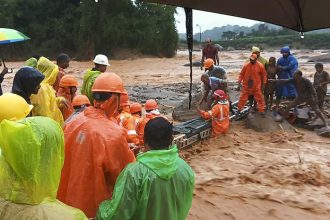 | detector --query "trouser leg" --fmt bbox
[253,90,266,112]
[238,89,250,111]
[309,99,328,127]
